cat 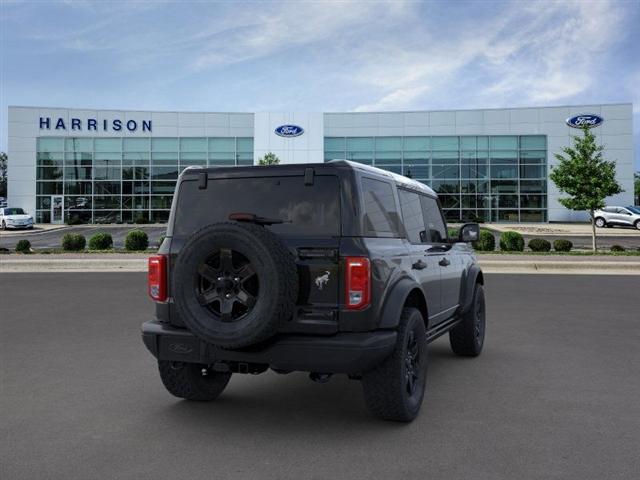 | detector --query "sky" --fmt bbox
[1,0,639,168]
